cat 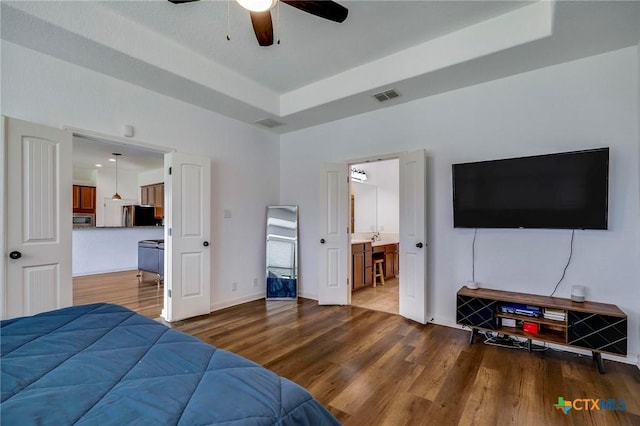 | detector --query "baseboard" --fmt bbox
[210,293,264,312]
[72,267,137,277]
[429,317,639,367]
[298,291,318,301]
